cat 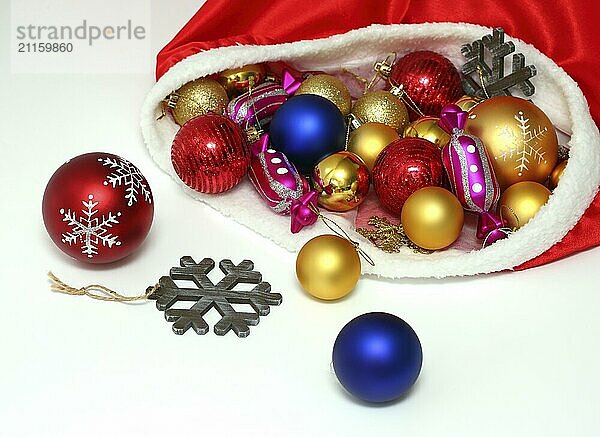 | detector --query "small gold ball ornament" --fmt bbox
[296,235,361,300]
[403,116,451,148]
[296,74,352,117]
[550,160,568,189]
[166,78,229,126]
[401,187,464,250]
[454,95,483,112]
[352,90,409,132]
[465,96,558,189]
[498,181,551,230]
[218,64,266,97]
[312,151,370,212]
[347,122,400,171]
